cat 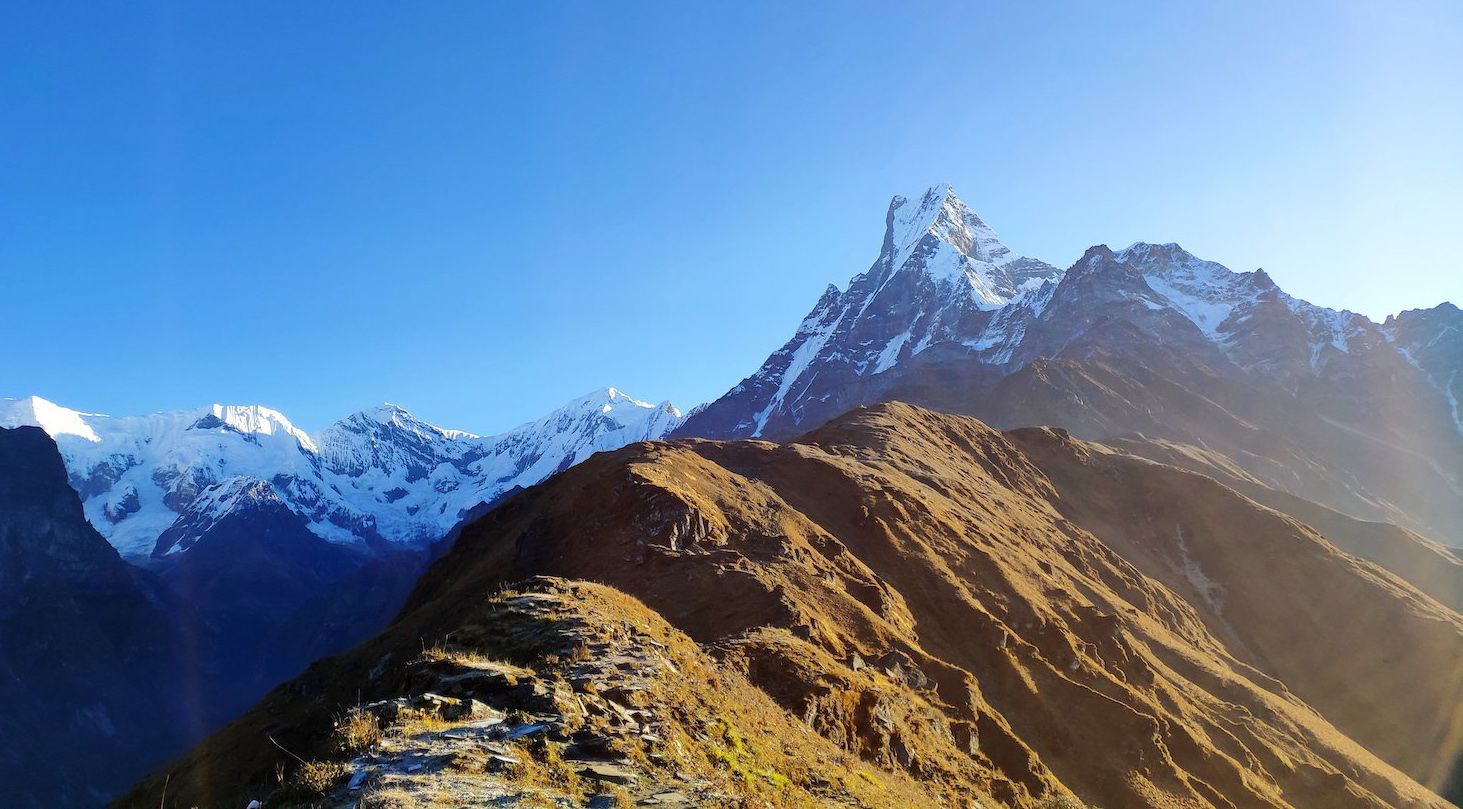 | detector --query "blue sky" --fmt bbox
[3,2,1460,433]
